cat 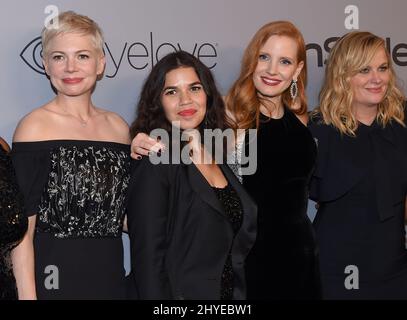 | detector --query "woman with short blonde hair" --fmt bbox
[12,11,130,299]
